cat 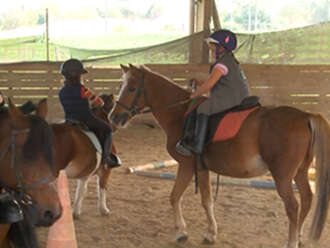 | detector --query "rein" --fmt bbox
[0,128,54,203]
[116,71,203,193]
[115,71,191,117]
